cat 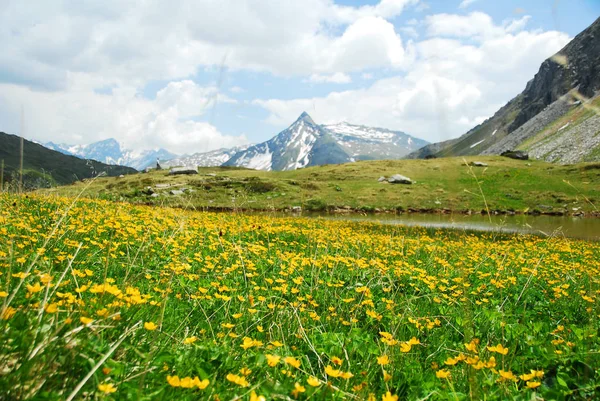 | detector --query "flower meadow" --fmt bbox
[1,193,599,400]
